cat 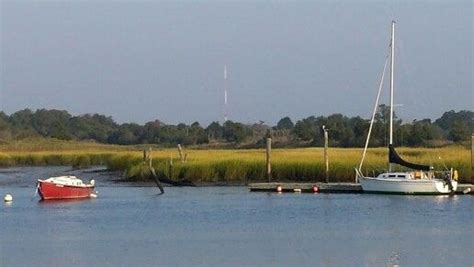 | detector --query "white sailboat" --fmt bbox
[355,21,457,194]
